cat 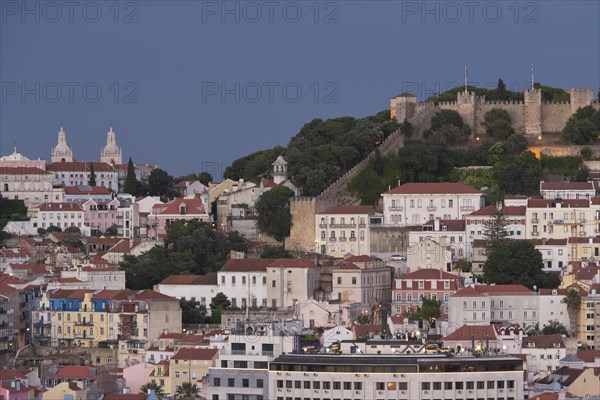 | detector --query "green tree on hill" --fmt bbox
[483,108,515,141]
[123,157,138,195]
[256,186,295,242]
[88,163,97,186]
